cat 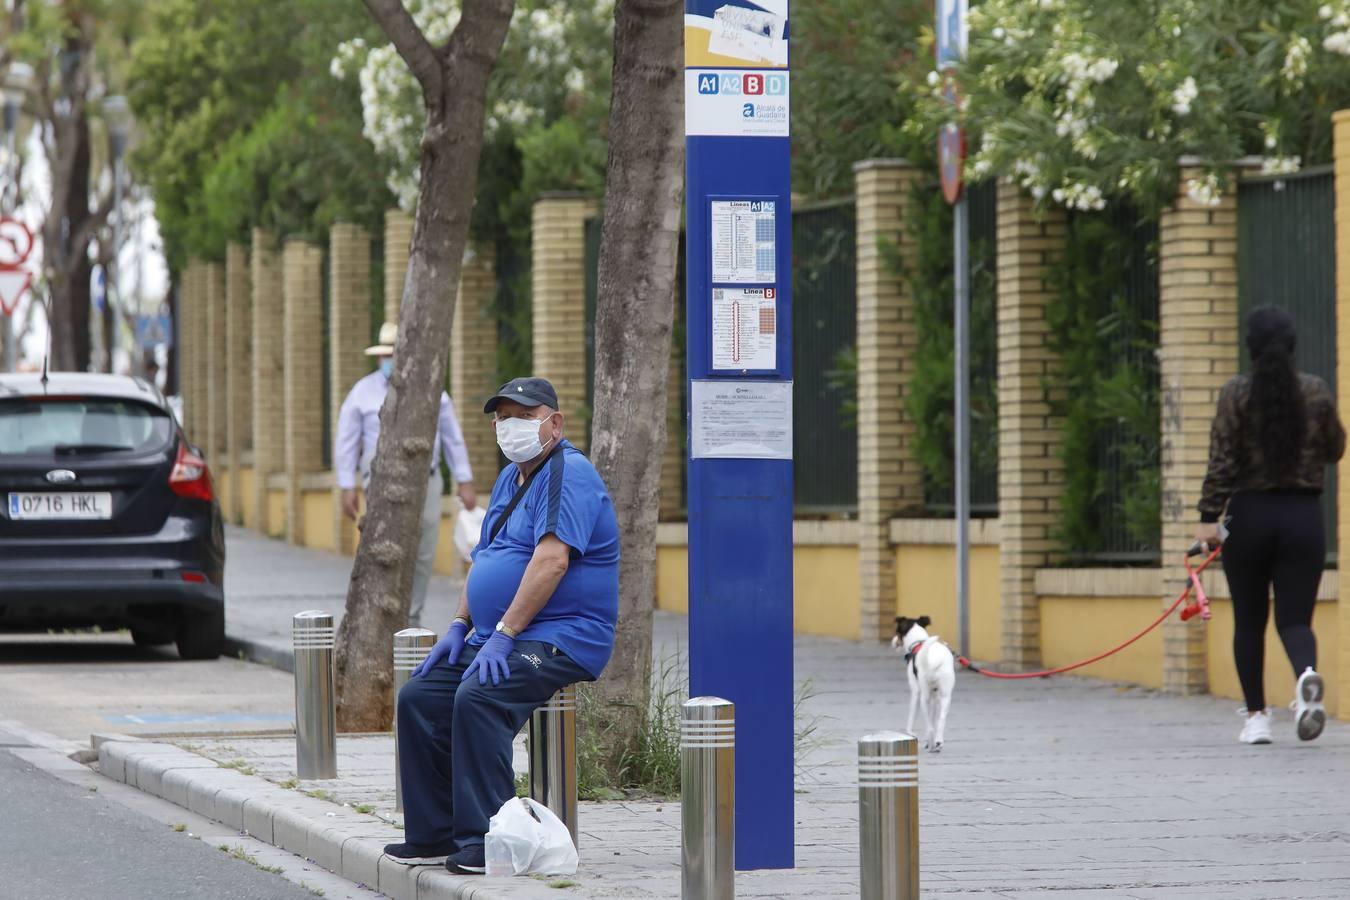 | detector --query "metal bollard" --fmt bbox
[681,696,735,900]
[858,731,919,900]
[292,610,337,780]
[528,684,578,845]
[392,627,437,813]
